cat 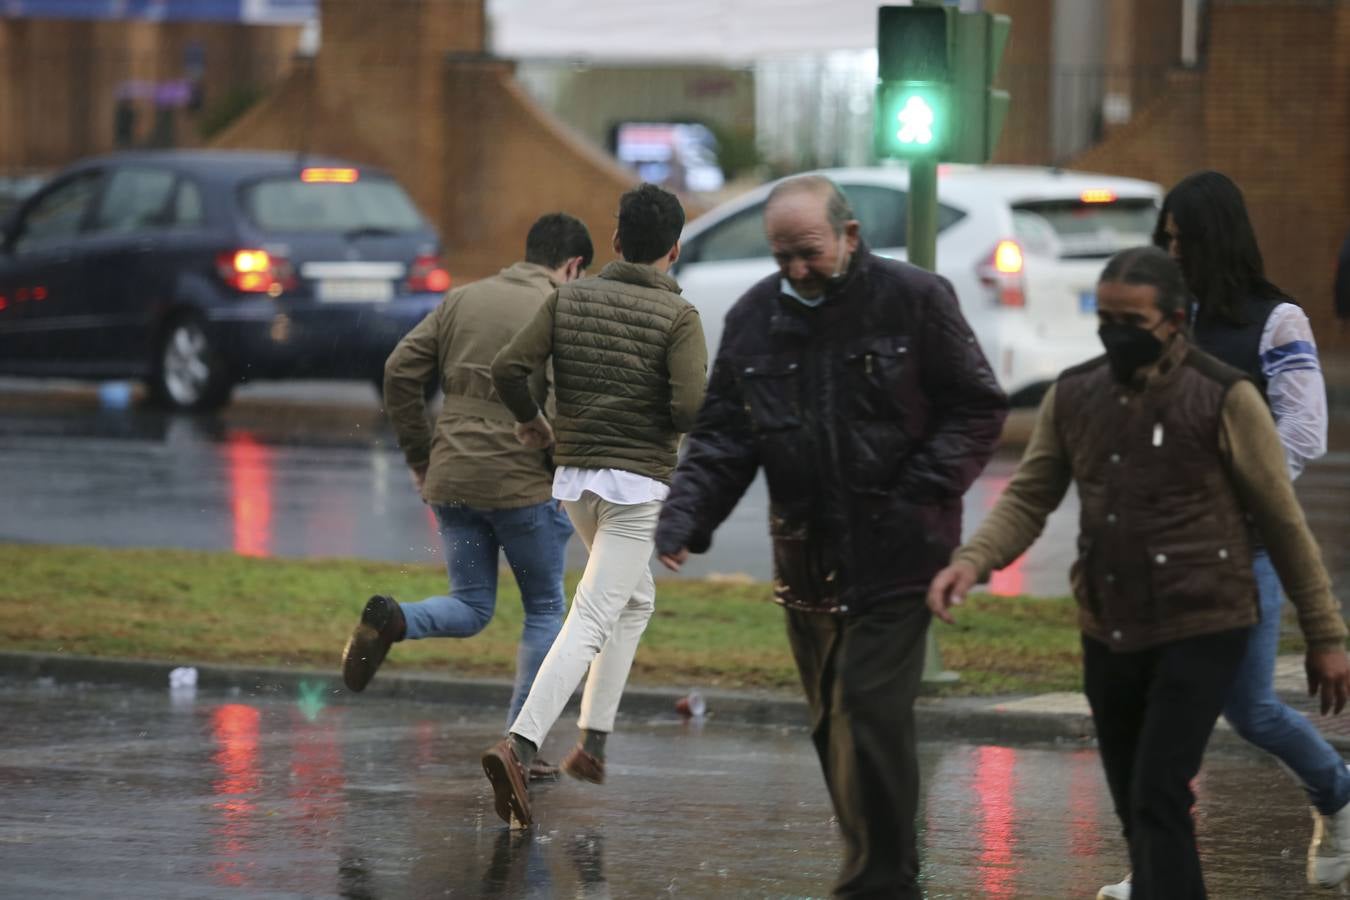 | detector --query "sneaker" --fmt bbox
[529,758,561,782]
[1309,803,1350,887]
[560,744,605,784]
[1096,872,1131,900]
[481,738,533,826]
[341,595,404,692]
